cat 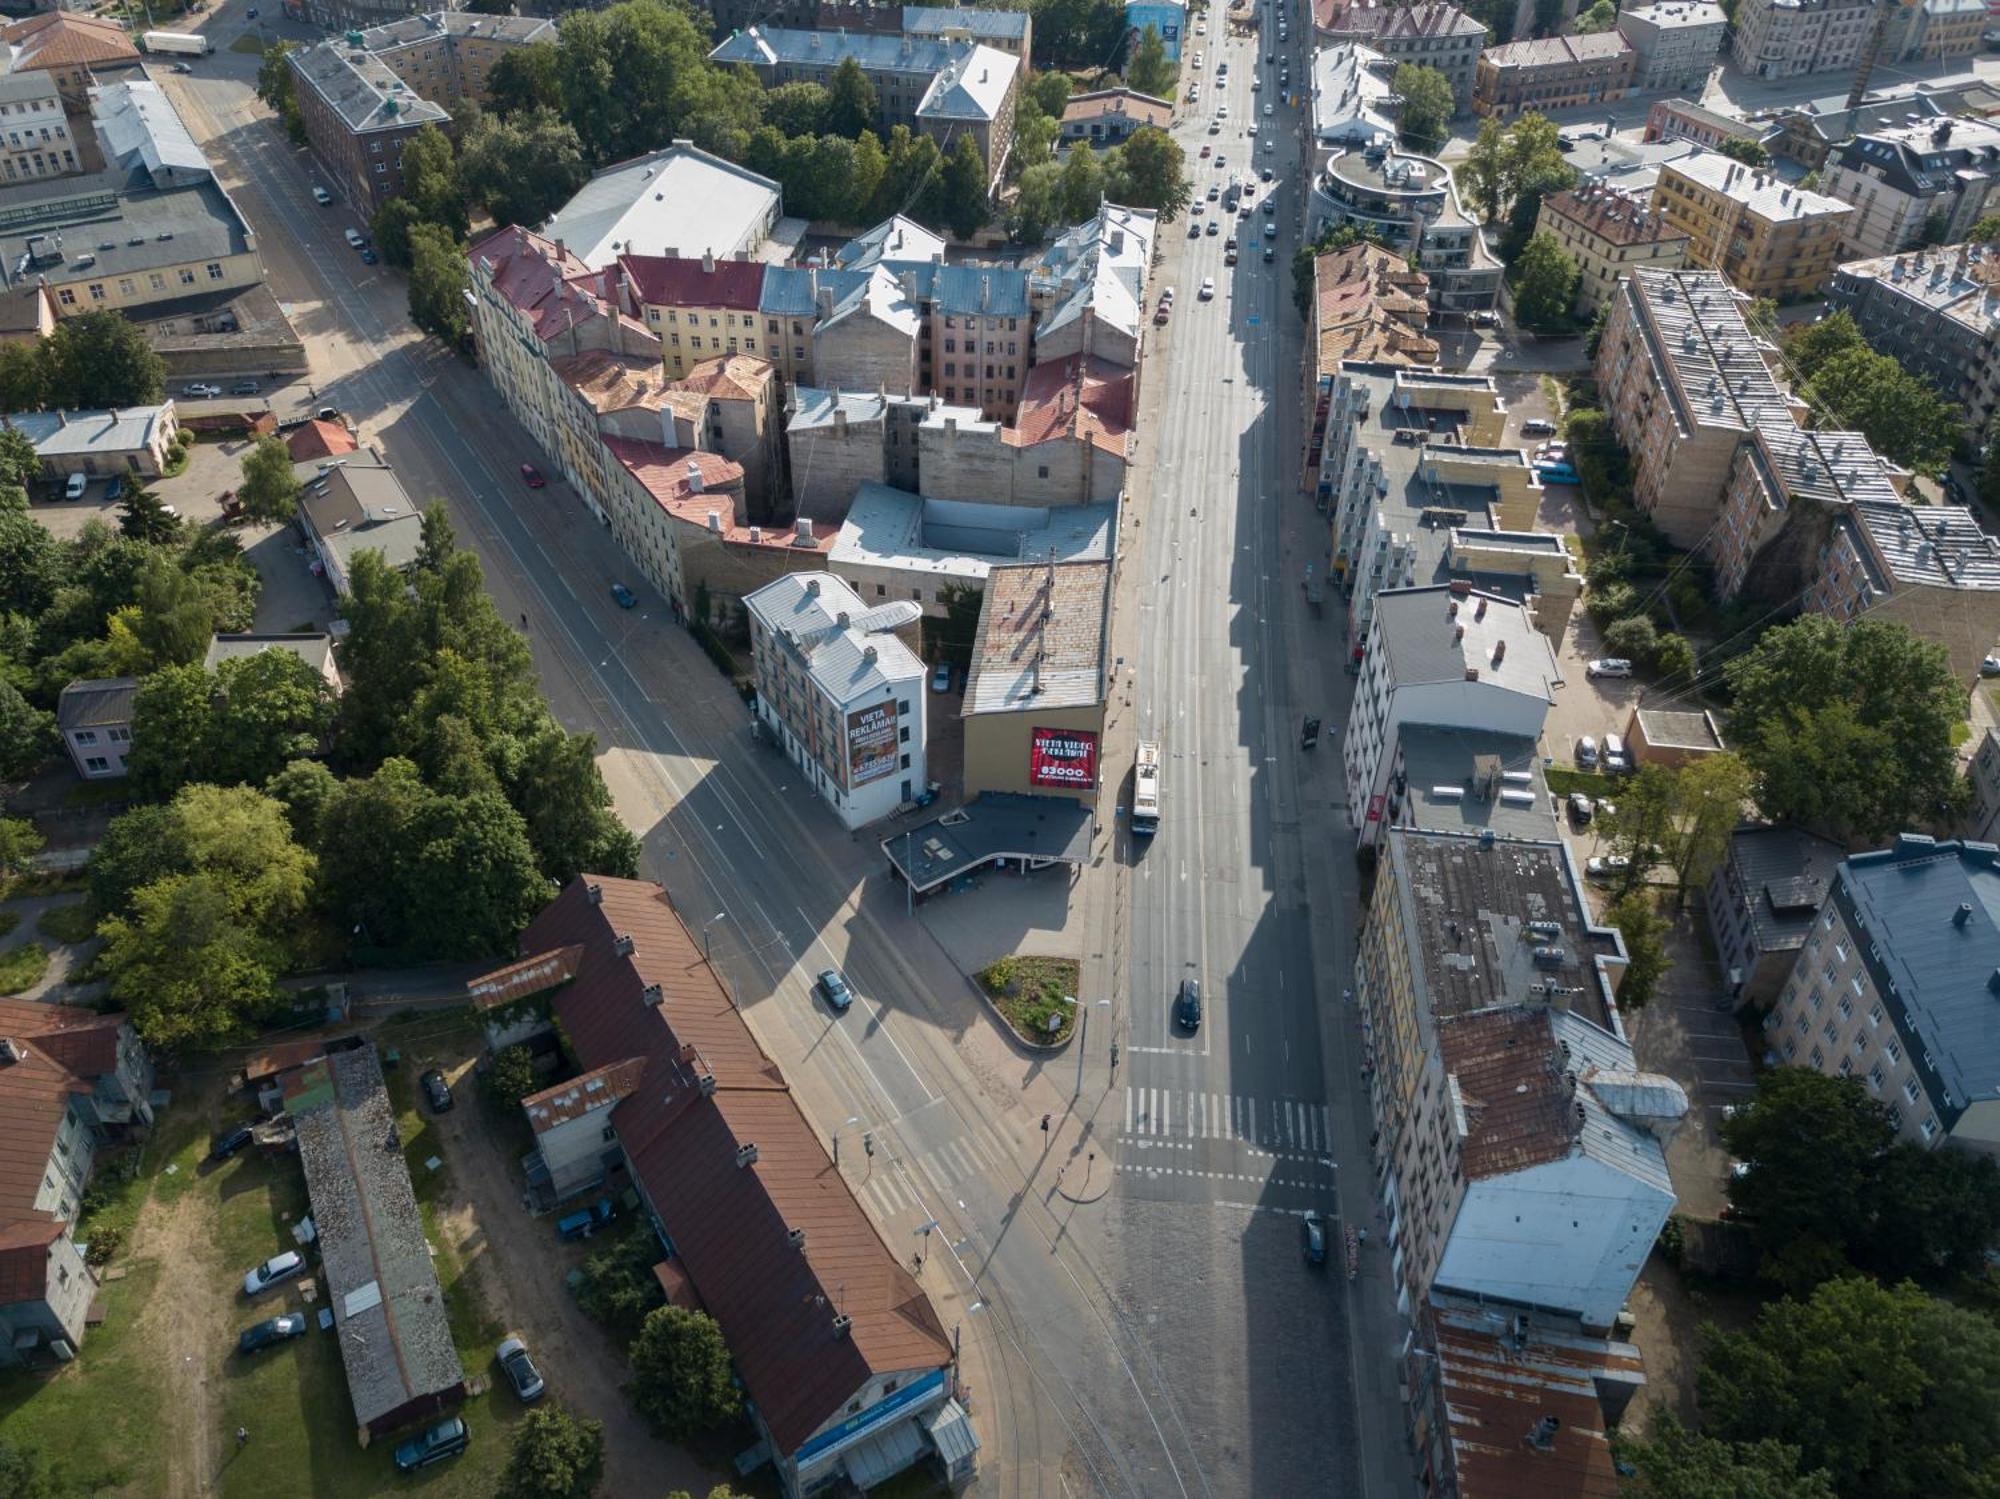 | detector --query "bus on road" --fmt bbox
[1133,741,1161,837]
